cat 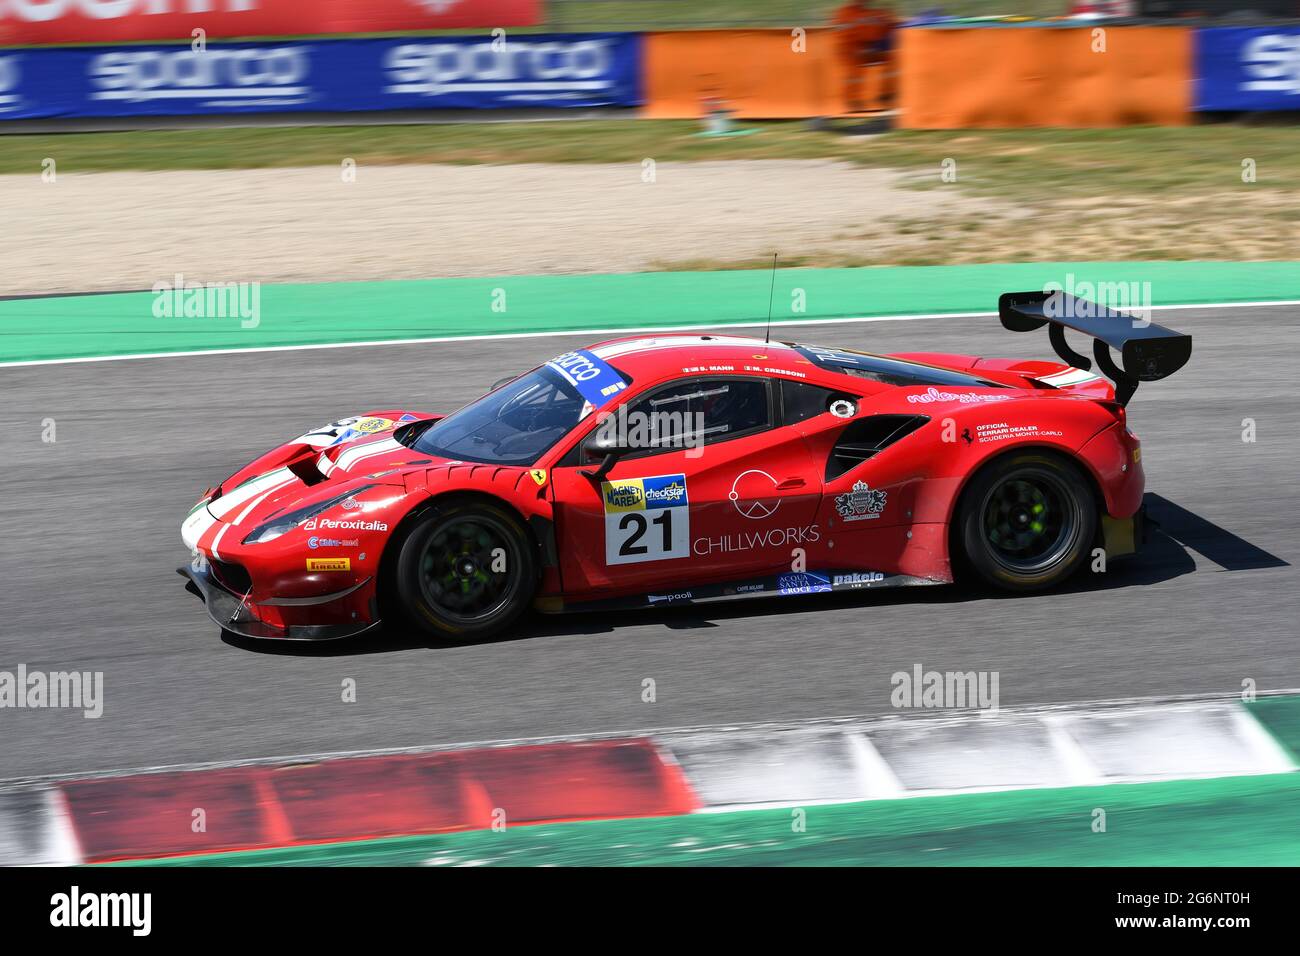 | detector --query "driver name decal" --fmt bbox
[602,473,689,565]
